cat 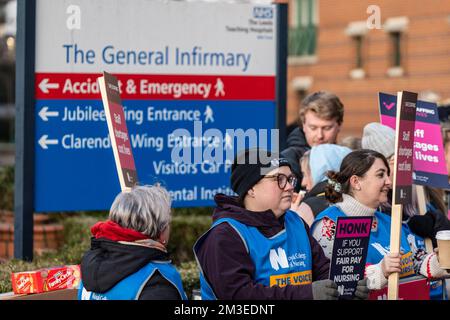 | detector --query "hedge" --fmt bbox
[0,166,14,211]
